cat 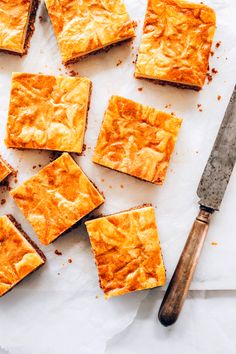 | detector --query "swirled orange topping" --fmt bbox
[44,0,136,64]
[0,156,12,183]
[135,0,216,89]
[0,0,33,53]
[93,96,182,185]
[85,206,166,298]
[10,153,105,245]
[5,73,91,154]
[0,215,45,297]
